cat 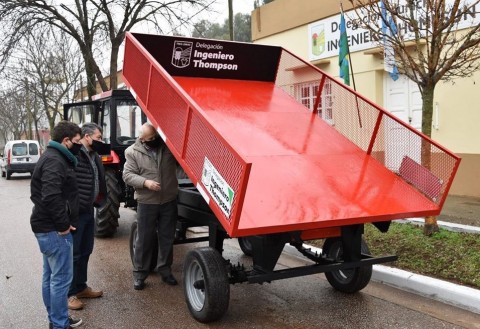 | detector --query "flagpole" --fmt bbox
[340,3,357,93]
[340,2,362,128]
